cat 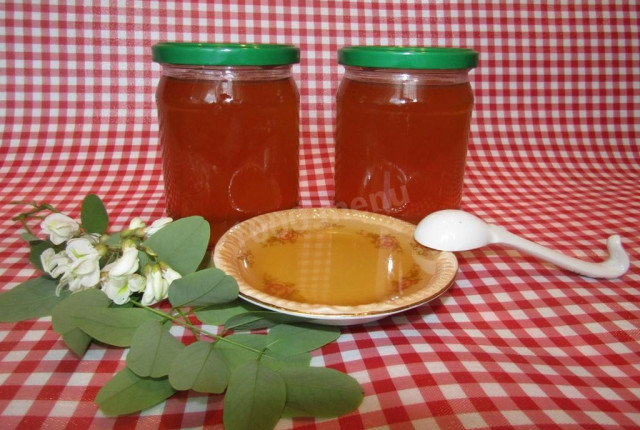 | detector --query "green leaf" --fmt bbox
[62,328,96,358]
[266,324,341,355]
[223,312,279,331]
[169,340,229,393]
[214,334,267,372]
[71,307,165,347]
[213,332,309,372]
[29,241,53,272]
[224,311,305,330]
[168,268,238,308]
[142,216,209,275]
[0,277,69,322]
[102,233,122,247]
[224,311,307,332]
[126,320,185,378]
[95,367,175,416]
[279,367,364,418]
[223,361,286,430]
[51,289,111,356]
[137,250,151,270]
[81,194,108,235]
[194,301,263,326]
[261,350,311,372]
